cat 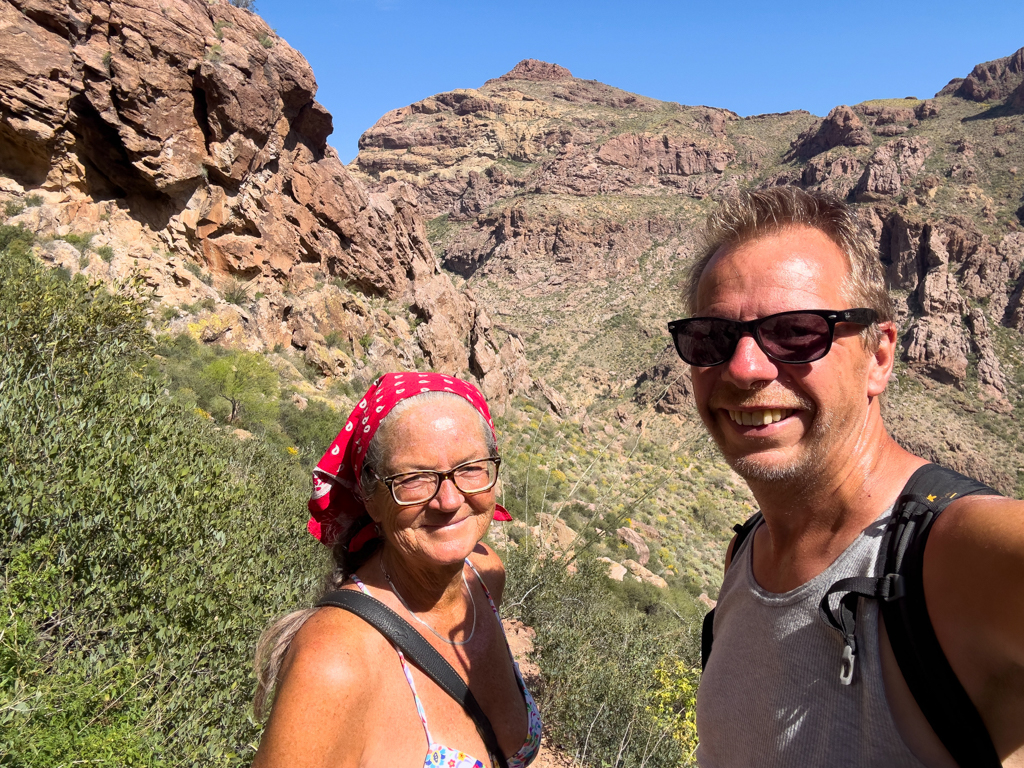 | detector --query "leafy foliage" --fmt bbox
[502,547,702,767]
[0,243,321,765]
